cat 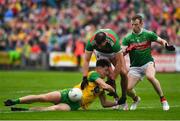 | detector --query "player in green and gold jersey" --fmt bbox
[75,59,119,110]
[4,59,118,111]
